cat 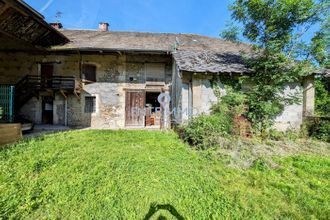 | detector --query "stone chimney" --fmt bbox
[99,22,109,31]
[50,22,63,30]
